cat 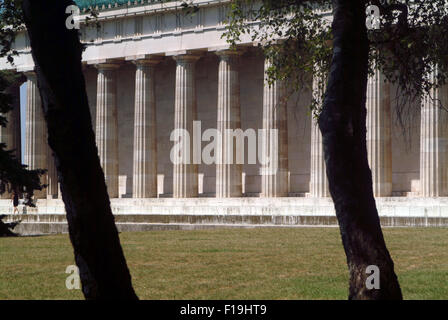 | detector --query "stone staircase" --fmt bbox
[2,197,448,235]
[4,212,448,236]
